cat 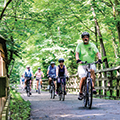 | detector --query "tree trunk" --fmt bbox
[95,26,98,48]
[111,31,118,58]
[91,1,109,68]
[114,0,120,46]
